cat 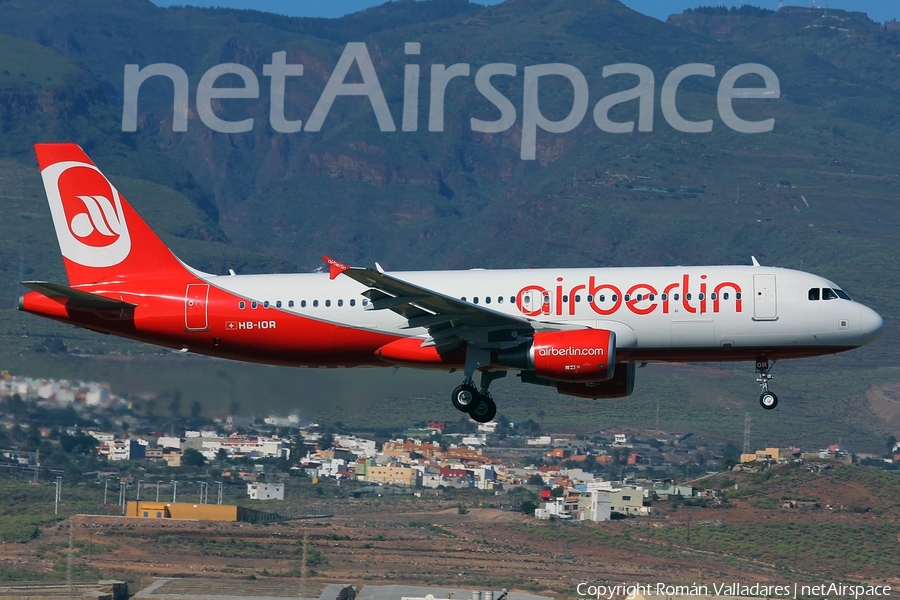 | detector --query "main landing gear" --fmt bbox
[755,358,778,410]
[451,347,505,423]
